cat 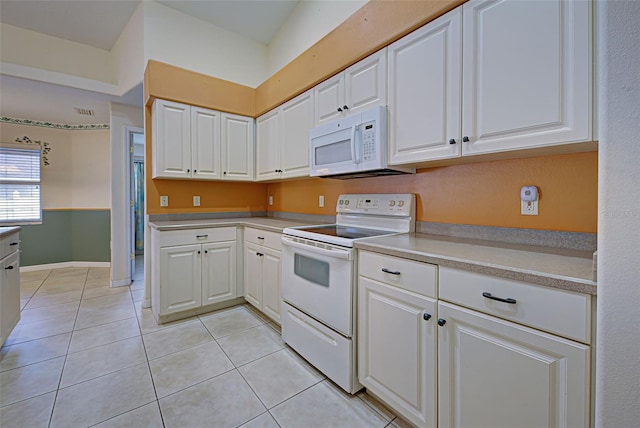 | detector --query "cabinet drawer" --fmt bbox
[439,267,591,344]
[159,227,235,247]
[1,232,20,260]
[359,250,437,298]
[244,228,281,251]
